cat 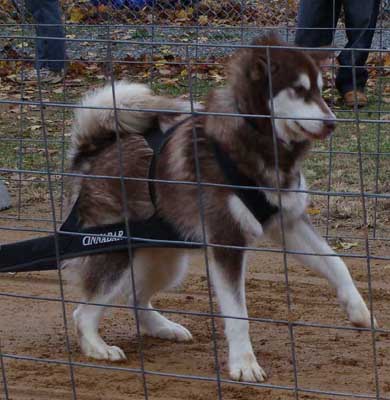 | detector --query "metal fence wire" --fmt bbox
[0,0,389,399]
